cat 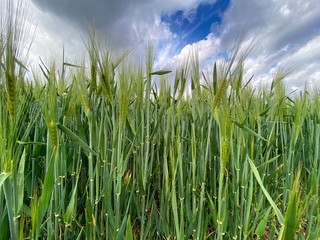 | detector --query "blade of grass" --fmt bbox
[57,123,98,156]
[248,157,284,224]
